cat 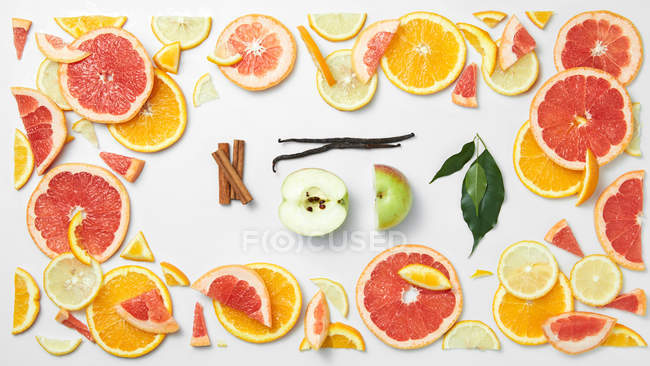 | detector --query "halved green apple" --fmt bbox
[375,164,412,230]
